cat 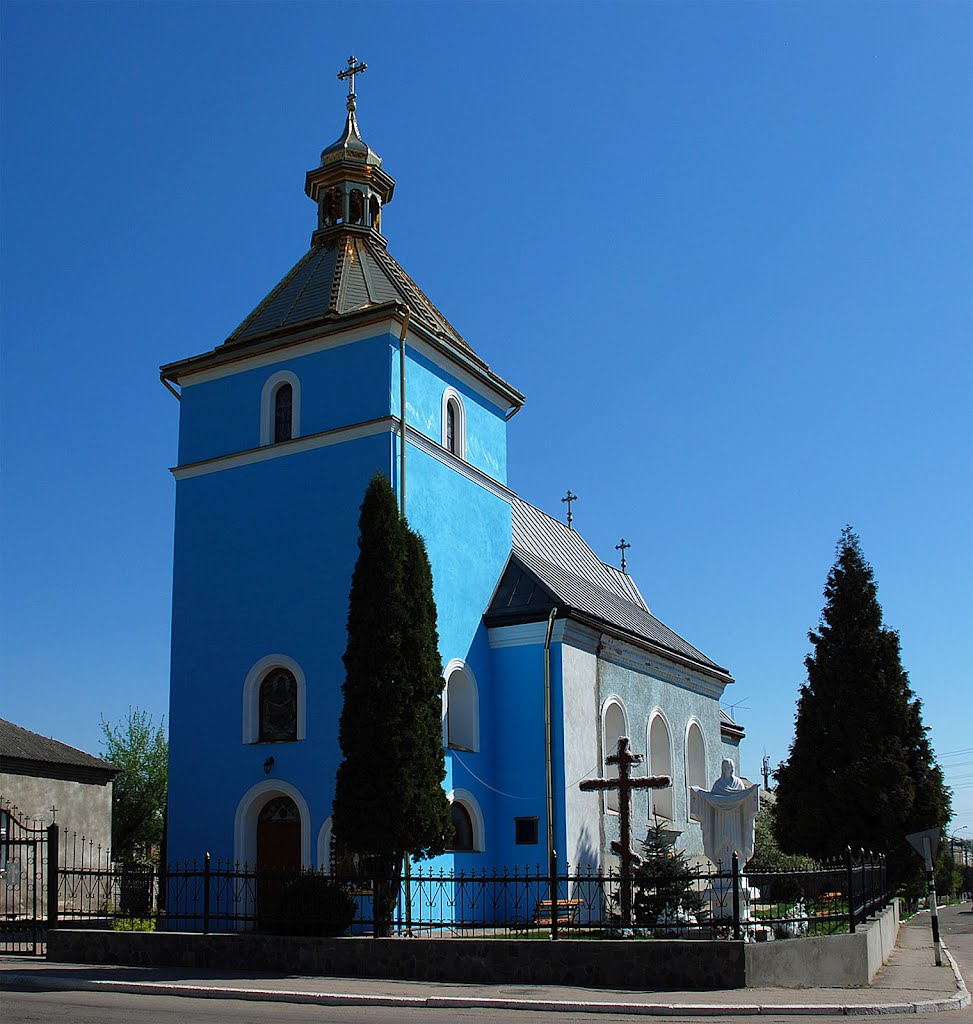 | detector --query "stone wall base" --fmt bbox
[48,929,746,991]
